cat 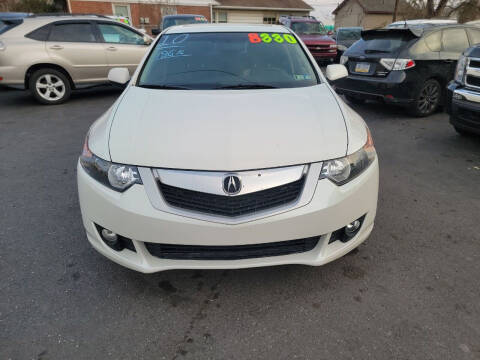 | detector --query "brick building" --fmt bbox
[67,0,312,34]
